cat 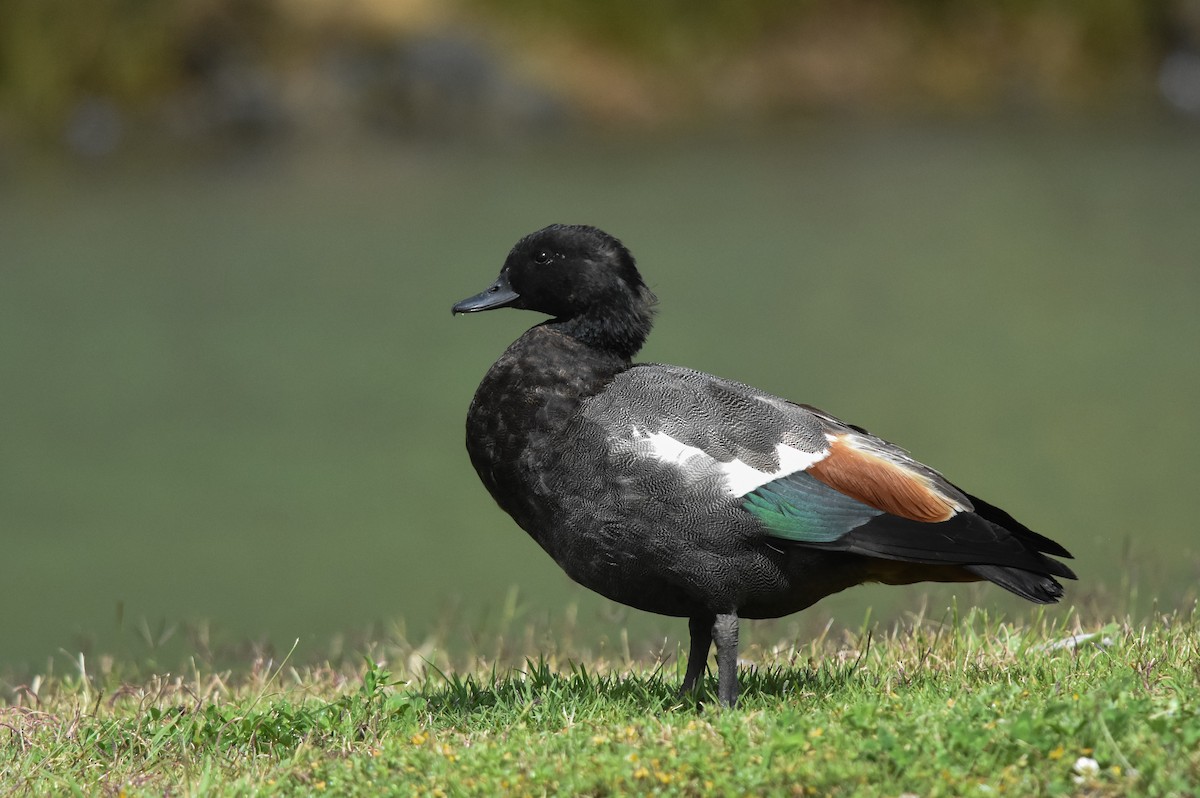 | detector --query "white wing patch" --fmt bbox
[636,430,828,497]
